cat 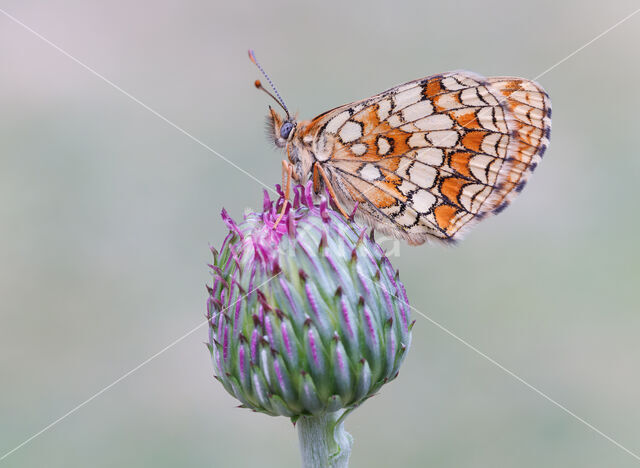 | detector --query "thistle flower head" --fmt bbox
[207,183,413,418]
